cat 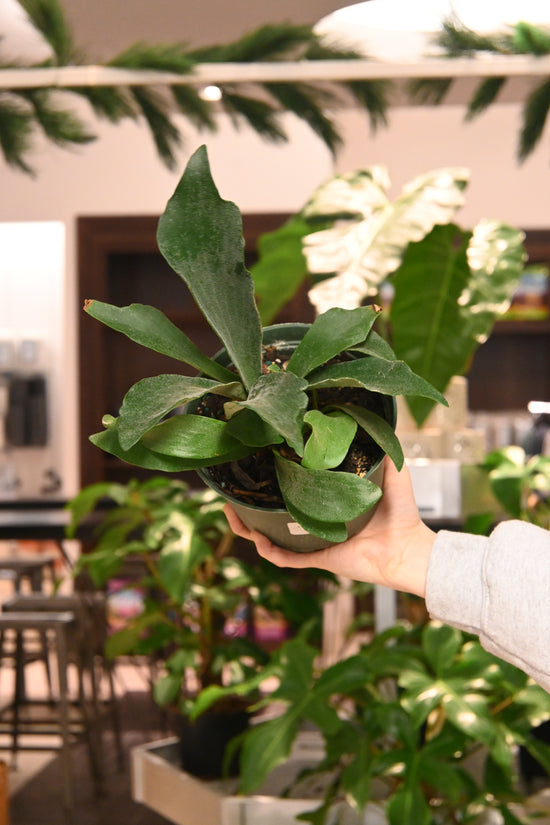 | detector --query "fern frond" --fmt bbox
[519,79,550,161]
[465,77,507,121]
